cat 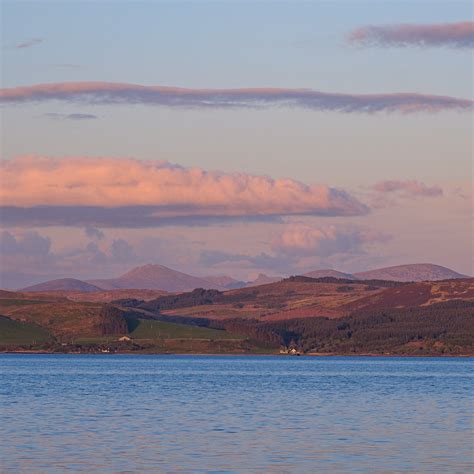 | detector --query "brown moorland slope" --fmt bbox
[23,288,169,303]
[342,278,474,314]
[143,277,474,323]
[0,296,127,340]
[147,277,397,321]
